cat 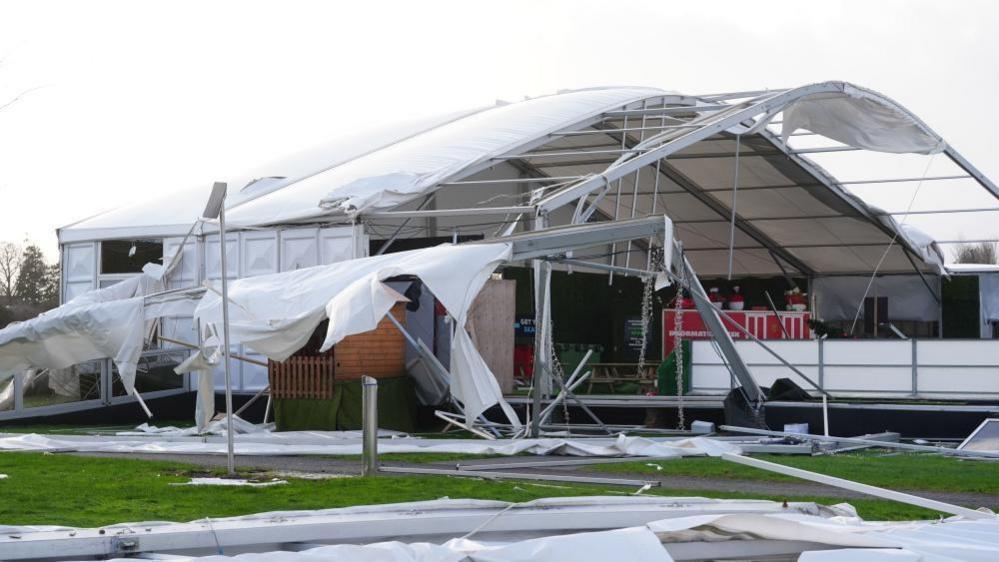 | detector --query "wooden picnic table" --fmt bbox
[586,362,659,393]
